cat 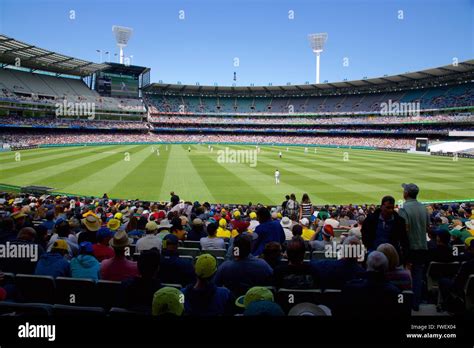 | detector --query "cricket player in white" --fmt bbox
[304,147,308,153]
[275,169,280,184]
[279,151,282,159]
